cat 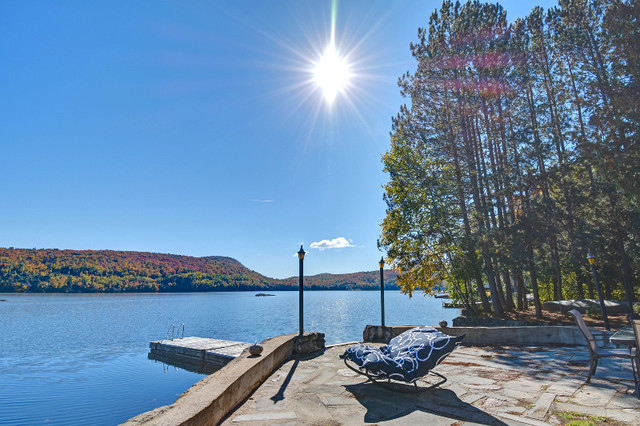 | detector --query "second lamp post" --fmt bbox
[298,245,305,336]
[587,251,610,331]
[379,257,385,327]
